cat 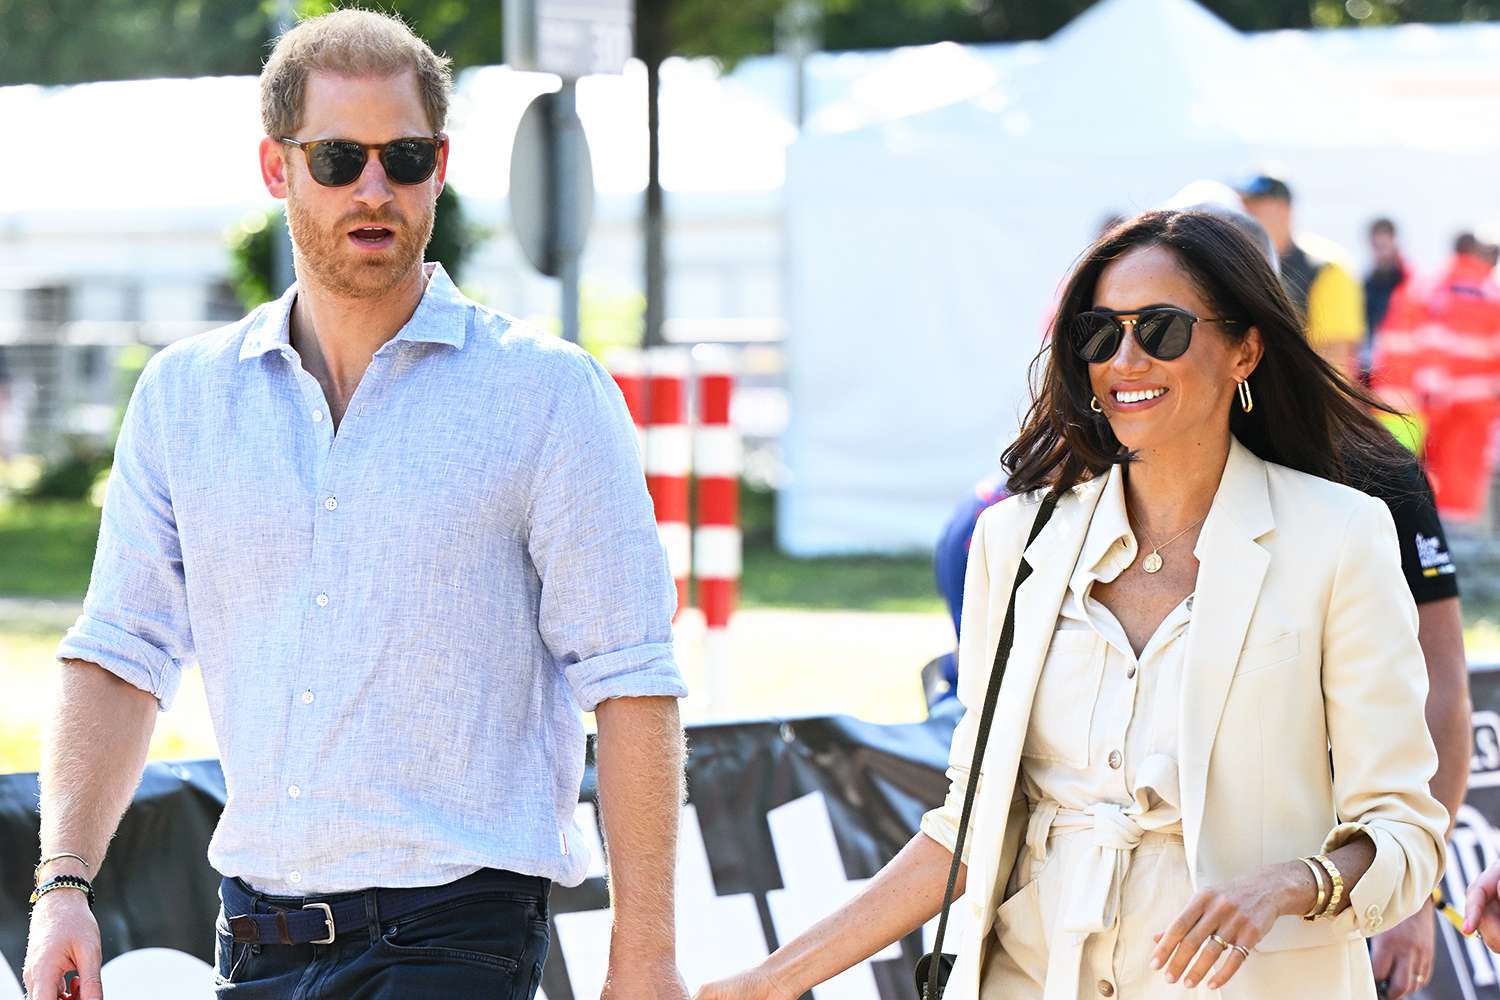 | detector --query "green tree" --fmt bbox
[0,0,500,86]
[6,0,1496,88]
